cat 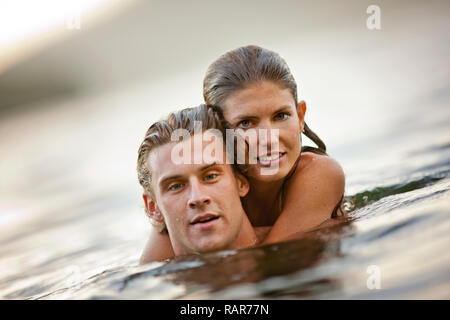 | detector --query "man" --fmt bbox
[137,105,268,263]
